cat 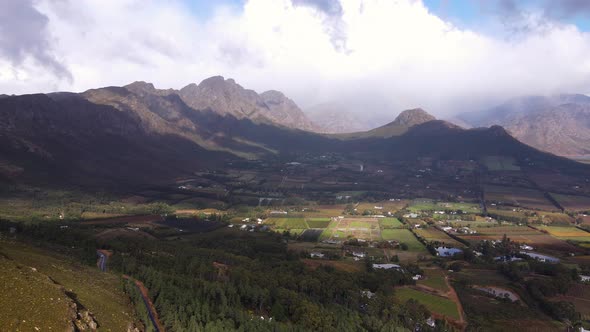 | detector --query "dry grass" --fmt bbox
[0,256,74,331]
[539,225,590,241]
[0,240,135,330]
